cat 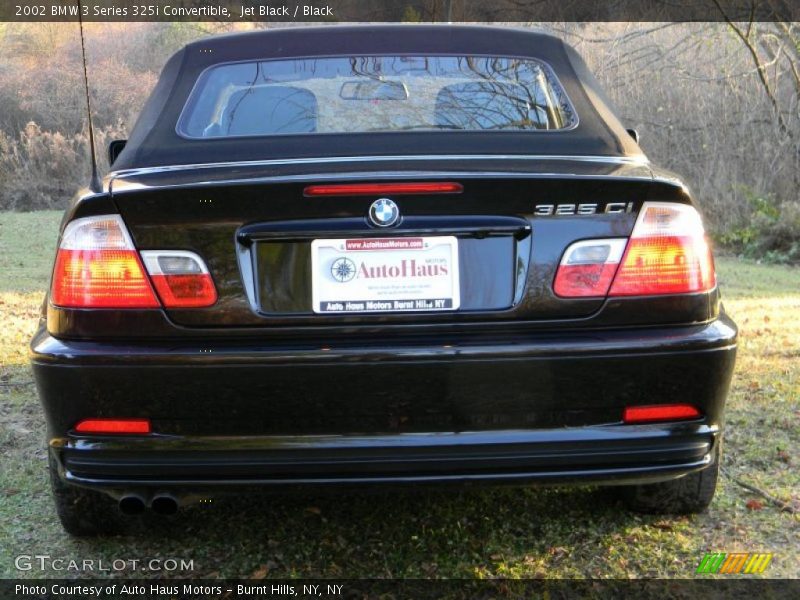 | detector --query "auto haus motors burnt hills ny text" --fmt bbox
[16,584,344,597]
[39,4,334,18]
